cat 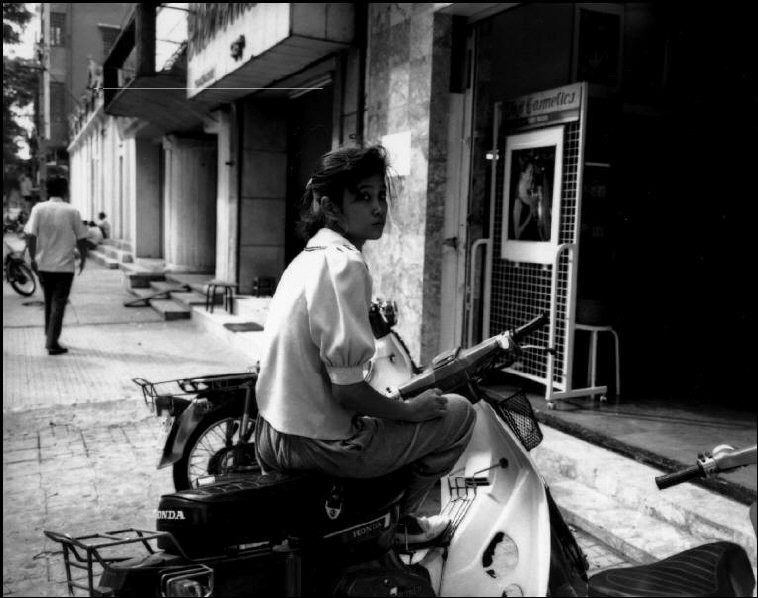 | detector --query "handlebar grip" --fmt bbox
[512,312,549,342]
[655,464,703,490]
